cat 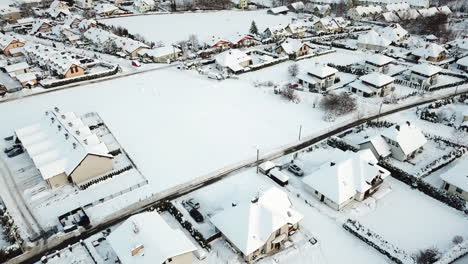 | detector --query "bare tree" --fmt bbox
[288,63,299,78]
[19,3,34,17]
[452,236,464,245]
[415,248,441,264]
[281,84,299,103]
[319,92,357,117]
[188,34,199,51]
